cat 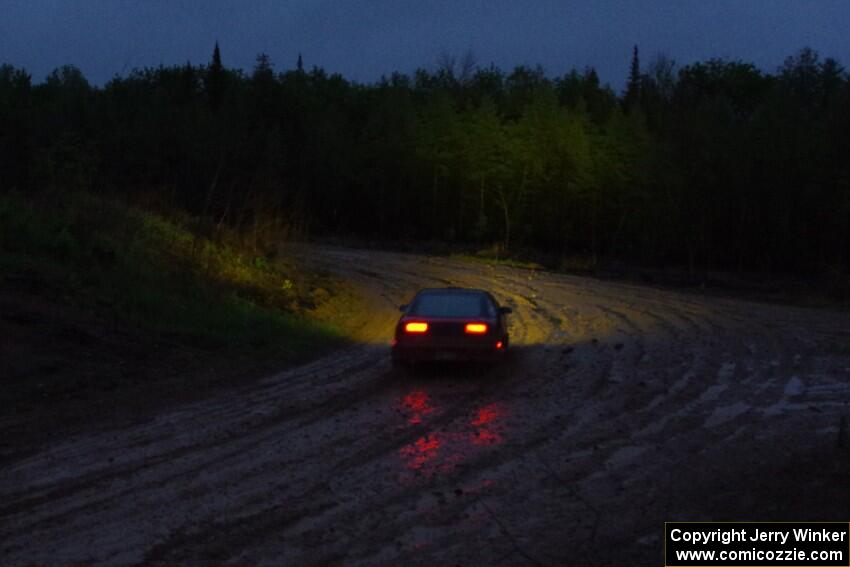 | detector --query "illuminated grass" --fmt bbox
[0,191,341,353]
